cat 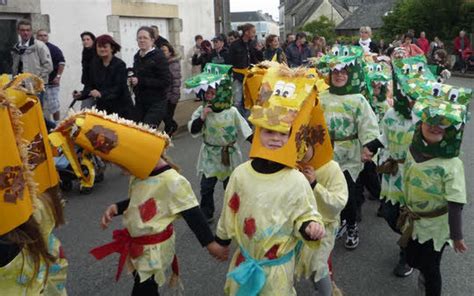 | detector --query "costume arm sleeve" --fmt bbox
[115,199,130,215]
[314,162,349,220]
[364,138,384,154]
[444,159,467,204]
[234,107,253,140]
[188,106,204,137]
[216,173,238,241]
[357,96,381,146]
[448,202,463,241]
[292,178,324,248]
[180,206,214,247]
